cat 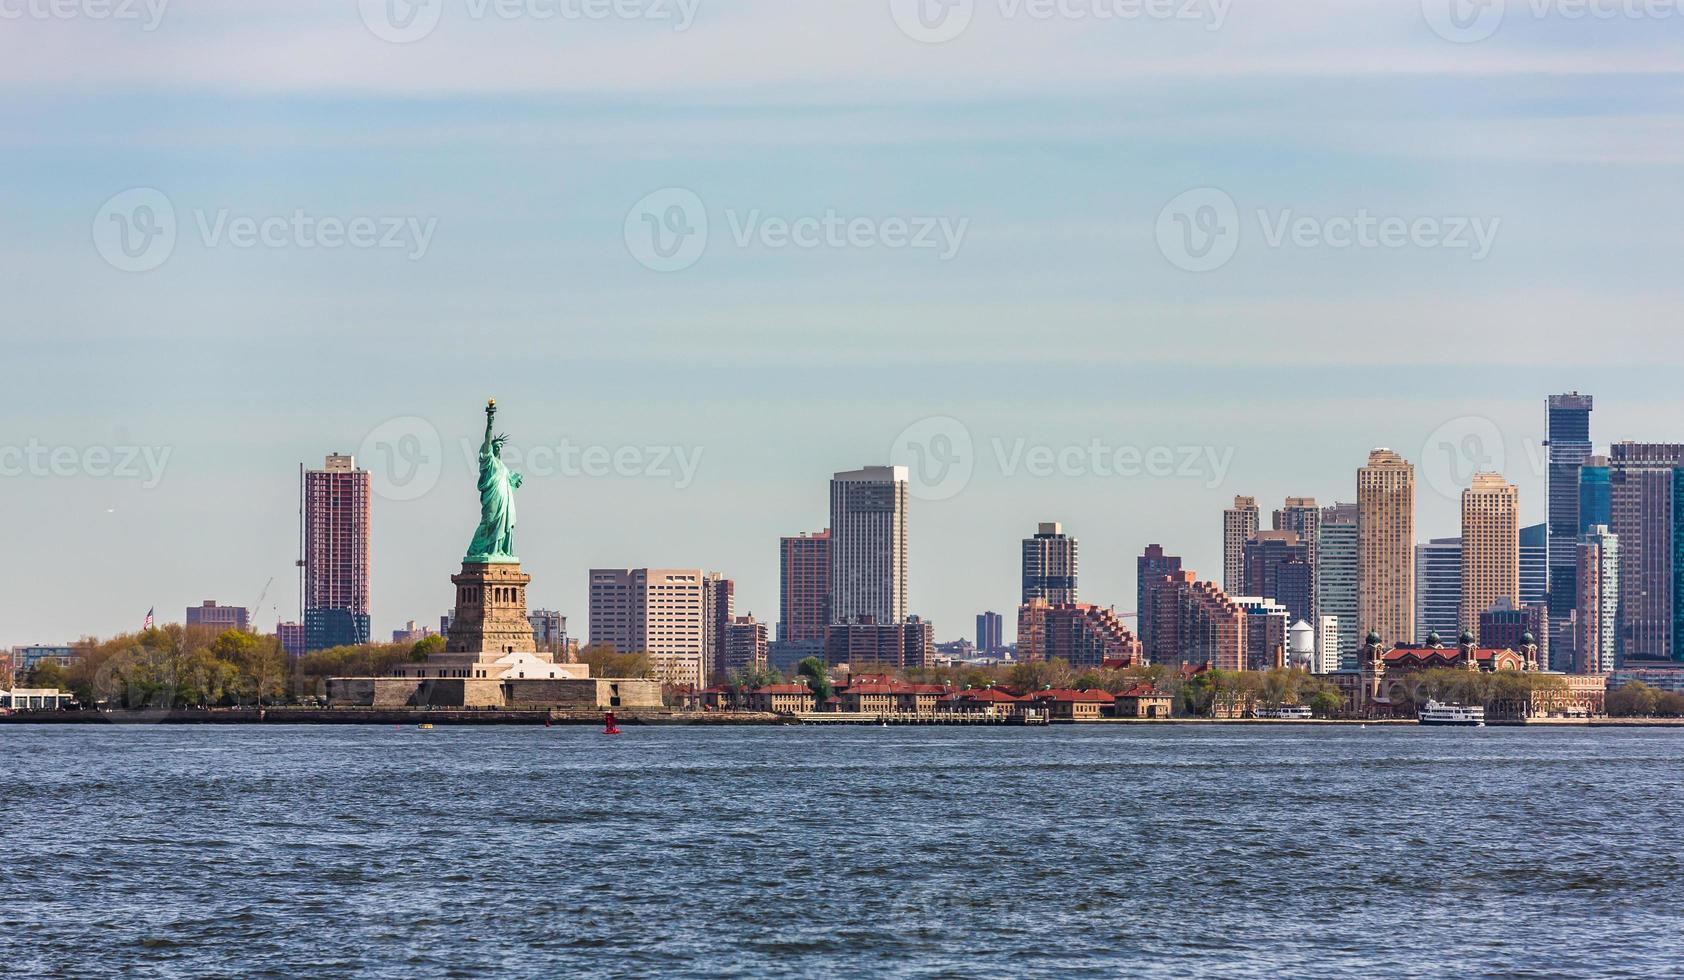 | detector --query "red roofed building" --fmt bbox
[837,676,950,713]
[747,682,816,714]
[1114,683,1174,719]
[936,687,1024,719]
[1332,630,1605,718]
[1024,688,1114,721]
